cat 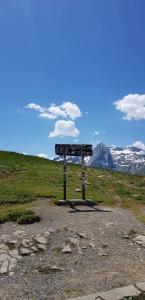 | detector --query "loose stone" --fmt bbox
[9,249,19,258]
[35,234,47,244]
[20,248,31,256]
[82,246,87,249]
[89,242,96,250]
[31,246,39,252]
[123,233,129,239]
[37,244,47,251]
[0,254,10,262]
[9,272,14,277]
[69,237,78,247]
[21,239,31,248]
[9,258,17,271]
[6,241,17,249]
[62,244,72,253]
[0,260,9,274]
[134,234,145,247]
[77,232,88,239]
[43,231,50,237]
[38,265,64,273]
